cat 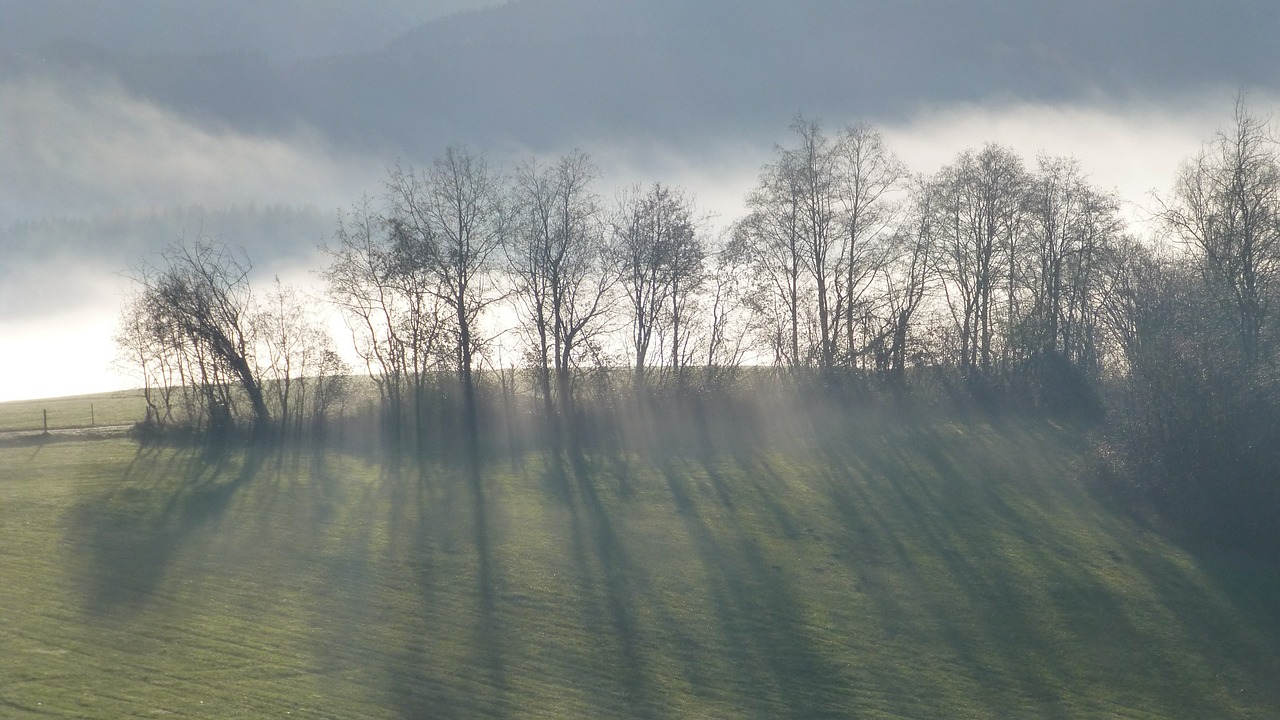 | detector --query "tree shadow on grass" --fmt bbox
[1124,537,1280,710]
[539,427,857,717]
[662,453,853,719]
[545,422,860,718]
[806,417,1280,717]
[374,449,513,720]
[537,445,663,718]
[65,443,268,616]
[811,433,1082,716]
